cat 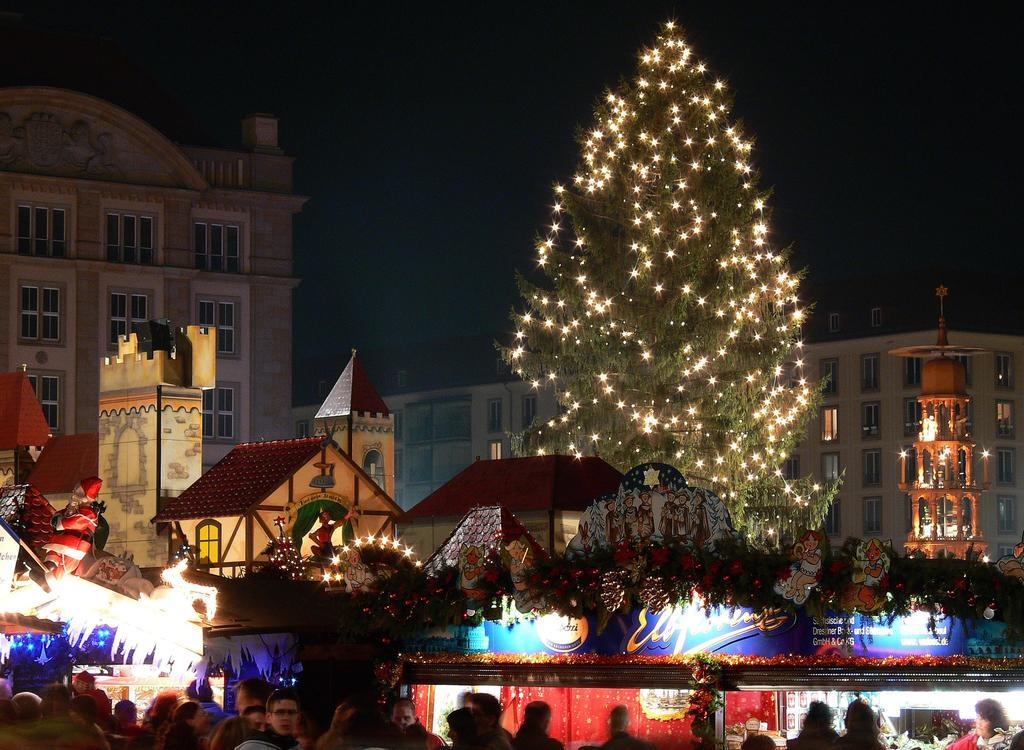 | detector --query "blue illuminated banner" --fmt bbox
[478,603,1014,659]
